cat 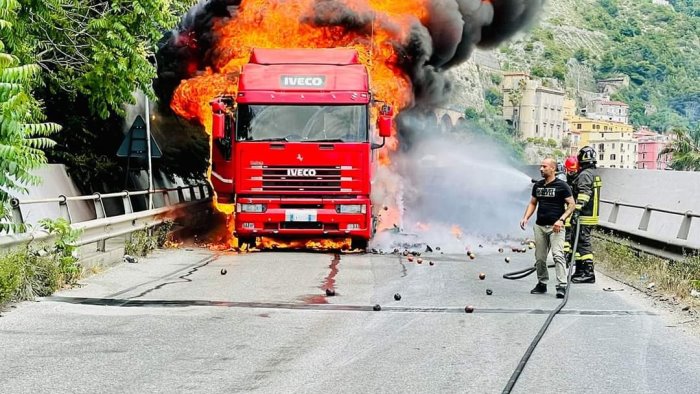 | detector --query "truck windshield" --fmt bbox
[237,104,368,142]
